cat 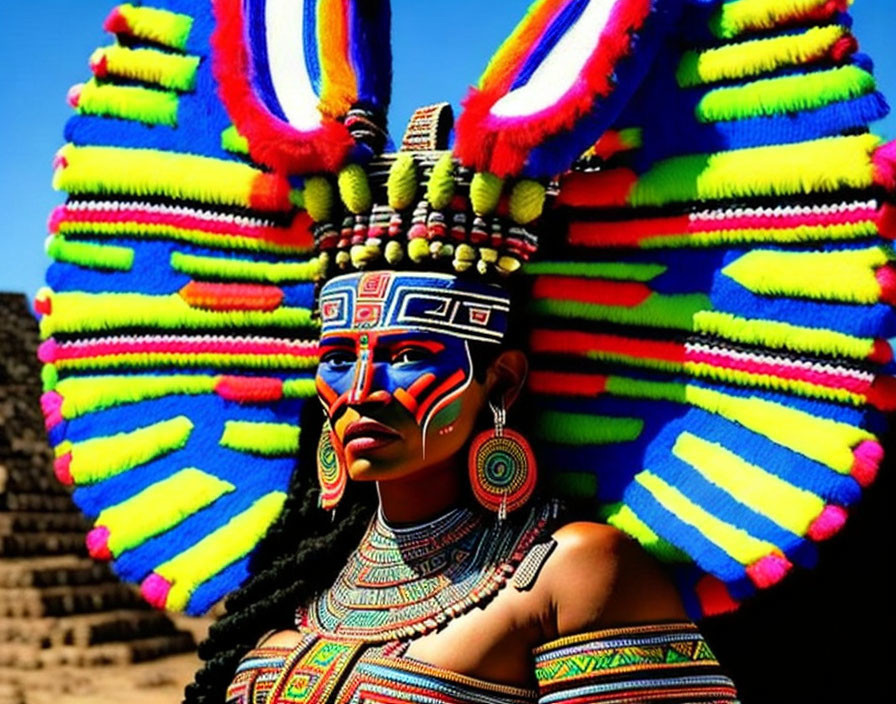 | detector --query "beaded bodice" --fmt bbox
[226,636,536,704]
[301,501,555,641]
[226,502,556,704]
